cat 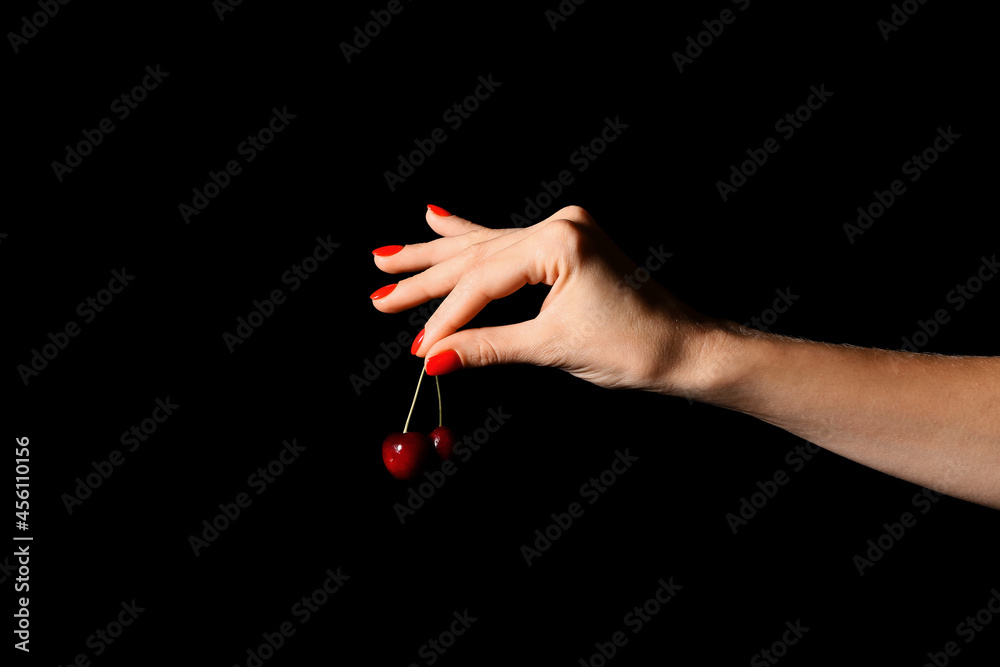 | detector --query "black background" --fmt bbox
[5,0,999,665]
